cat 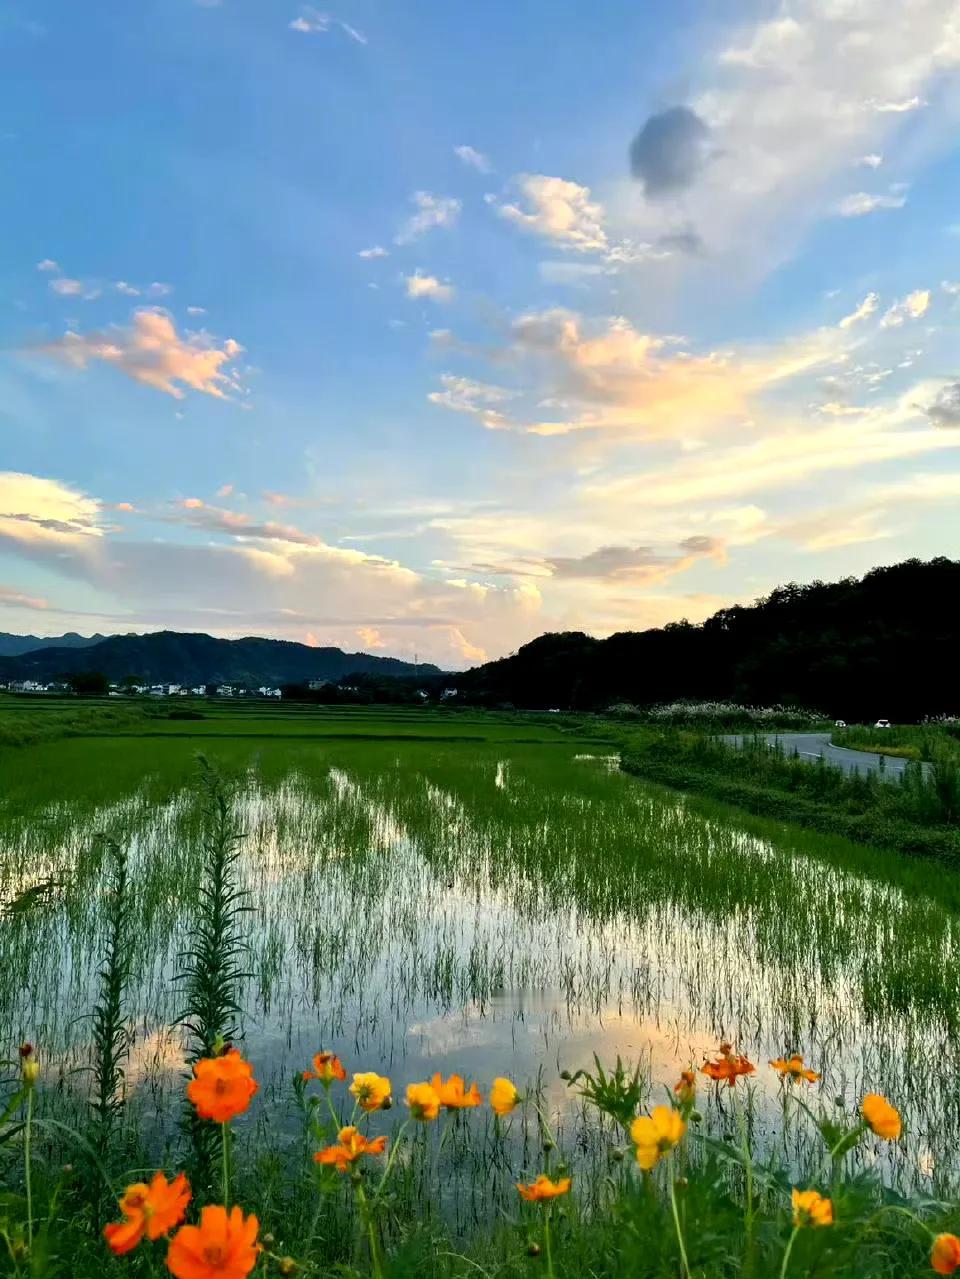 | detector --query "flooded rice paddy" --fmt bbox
[2,731,959,1199]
